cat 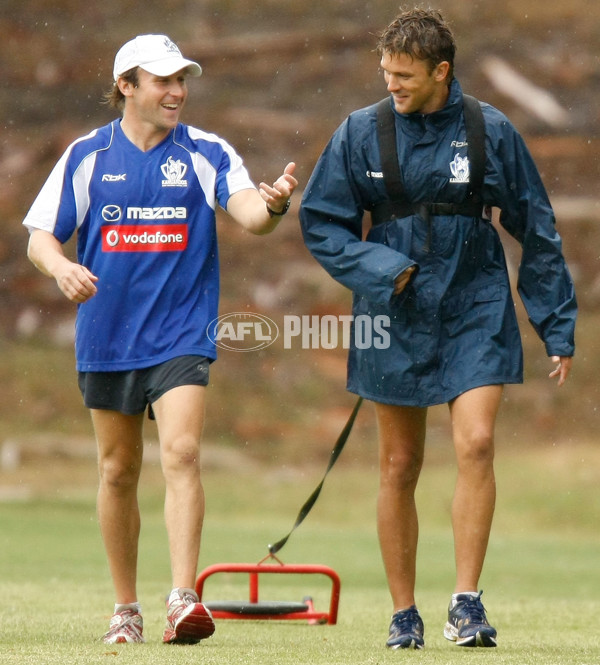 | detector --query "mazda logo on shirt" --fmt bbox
[102,205,123,222]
